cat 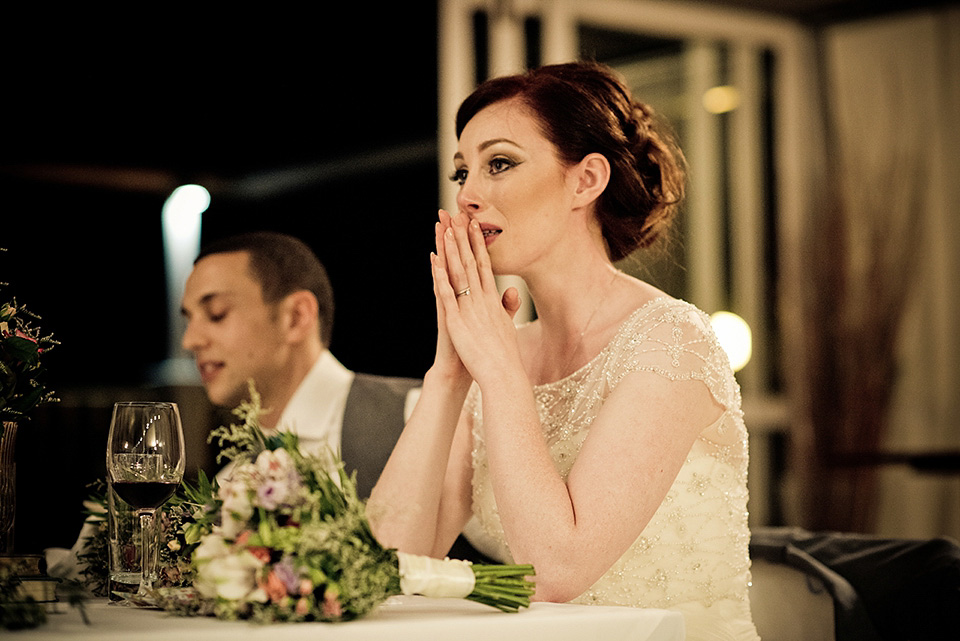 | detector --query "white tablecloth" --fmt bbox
[12,596,685,641]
